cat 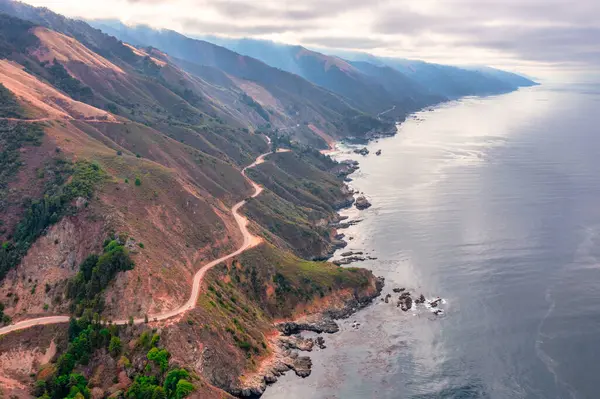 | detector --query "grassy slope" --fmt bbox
[244,149,351,258]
